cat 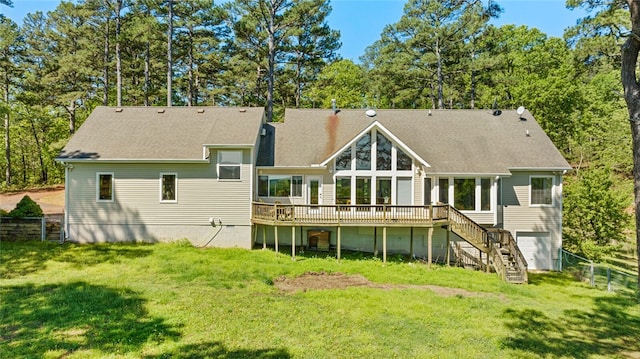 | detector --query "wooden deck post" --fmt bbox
[275,226,279,253]
[374,227,378,257]
[427,227,433,269]
[337,226,341,260]
[262,225,266,249]
[383,226,387,264]
[410,227,414,258]
[446,227,450,266]
[291,226,295,260]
